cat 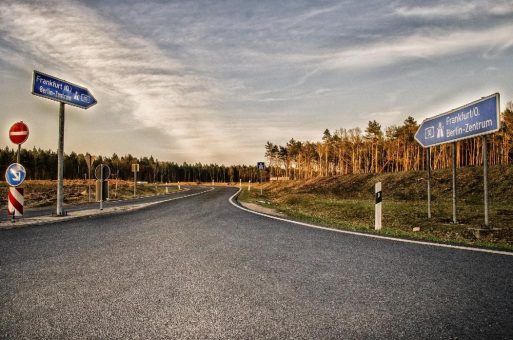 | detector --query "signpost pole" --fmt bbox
[134,170,137,198]
[88,165,91,202]
[427,147,431,219]
[115,170,119,198]
[451,142,457,224]
[260,171,263,195]
[56,102,65,216]
[16,144,21,163]
[483,136,489,227]
[100,165,104,210]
